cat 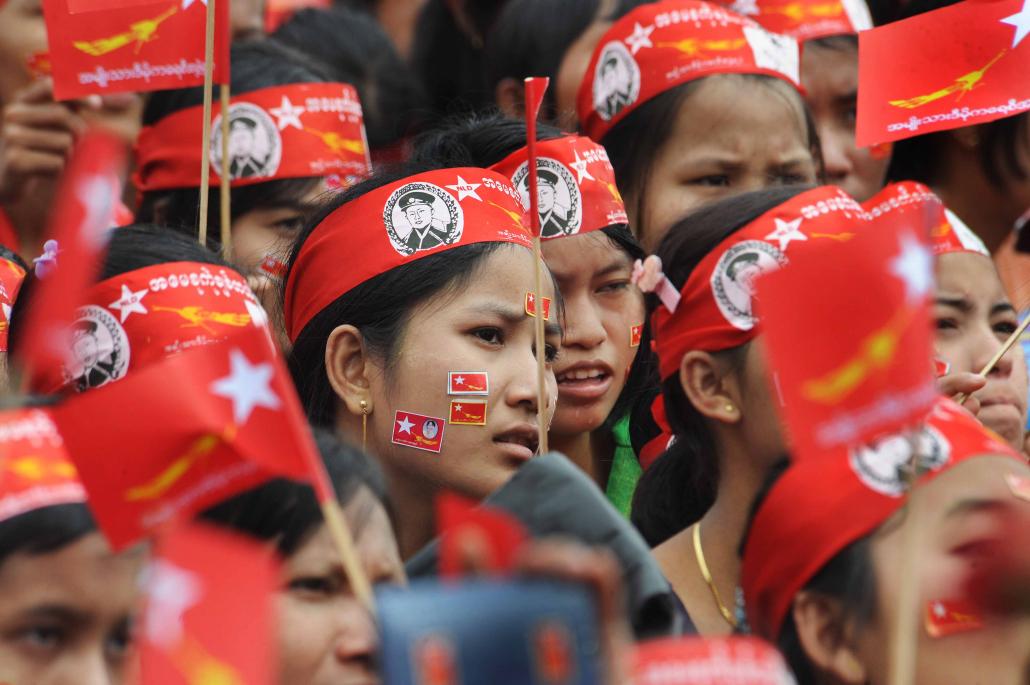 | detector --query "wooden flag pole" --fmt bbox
[196,0,217,248]
[219,83,232,261]
[955,315,1030,404]
[320,497,376,614]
